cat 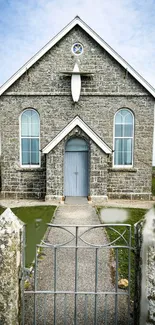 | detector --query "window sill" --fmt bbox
[108,167,137,172]
[16,167,45,172]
